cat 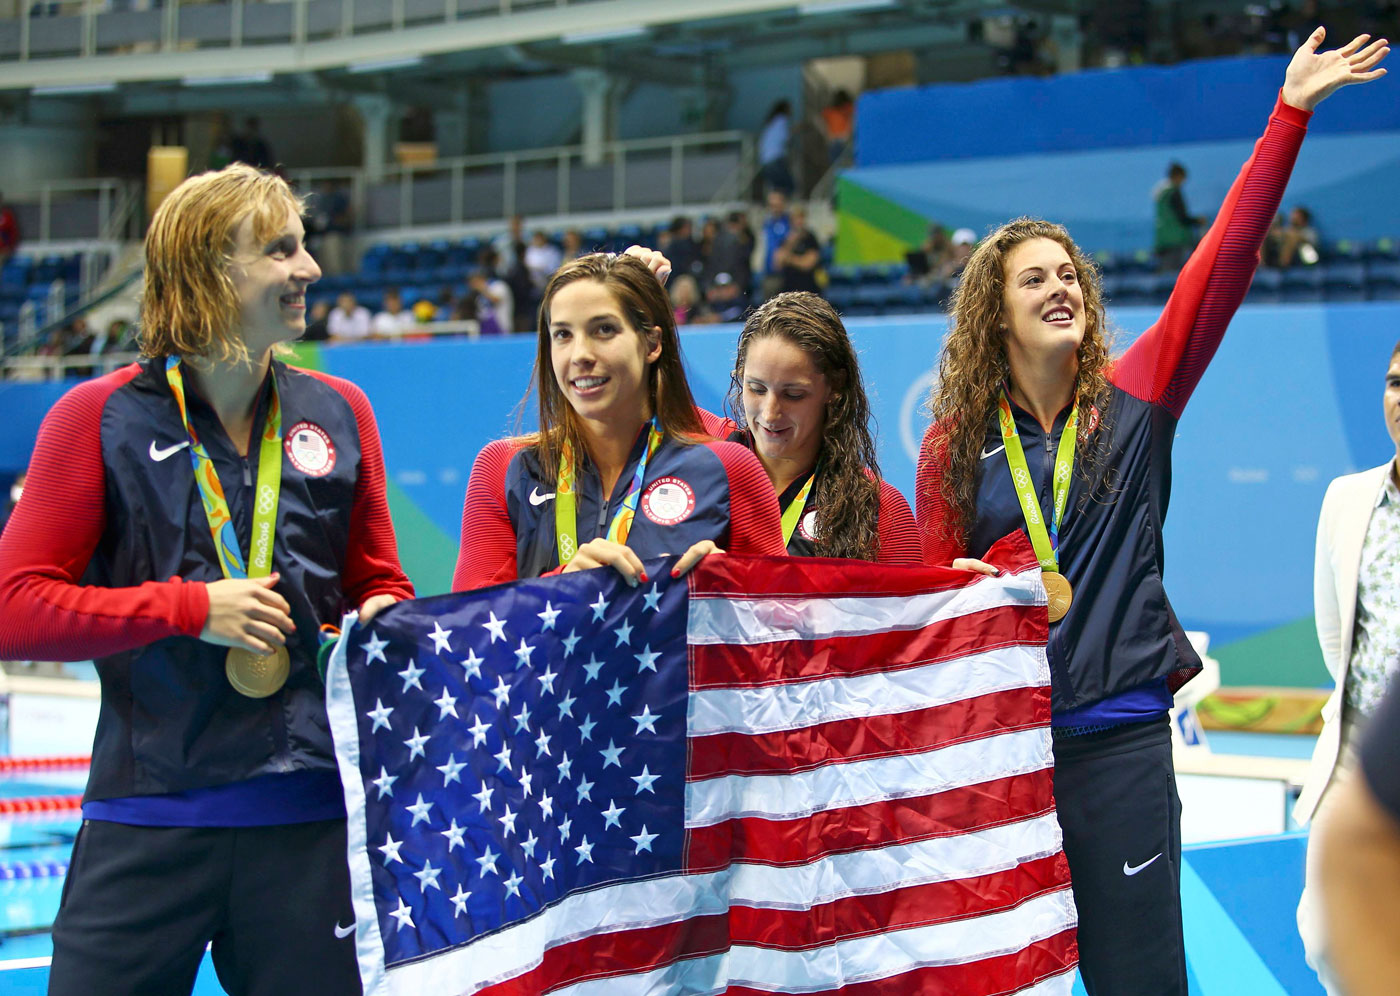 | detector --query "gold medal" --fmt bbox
[1042,571,1073,624]
[226,646,291,698]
